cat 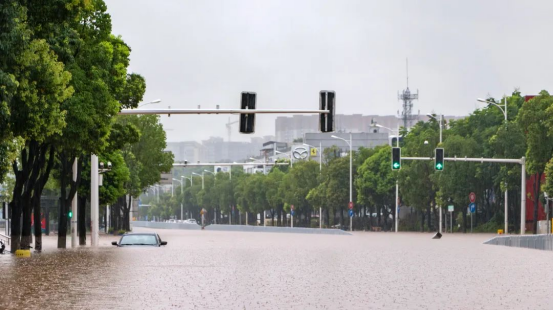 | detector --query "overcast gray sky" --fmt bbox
[106,0,553,142]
